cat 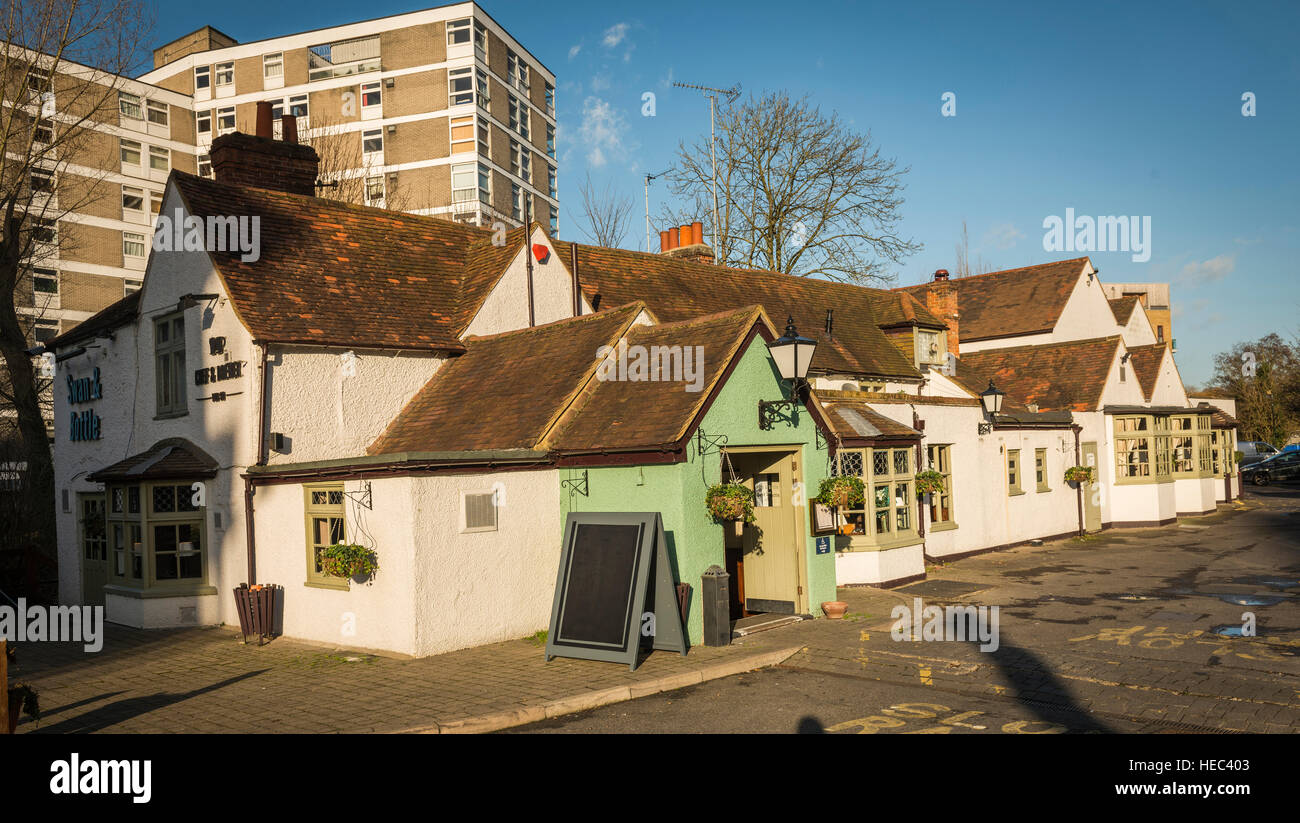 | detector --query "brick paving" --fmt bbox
[9,488,1300,734]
